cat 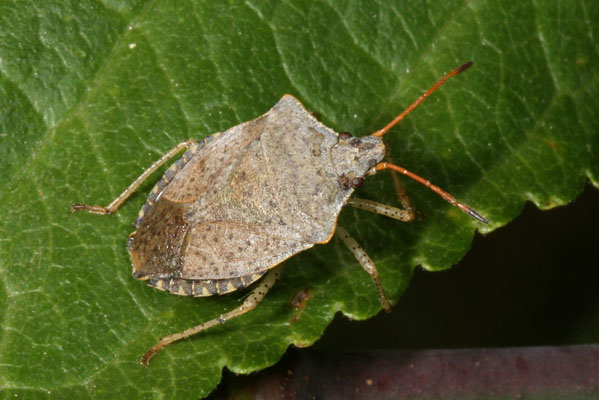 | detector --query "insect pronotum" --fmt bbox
[72,61,487,364]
